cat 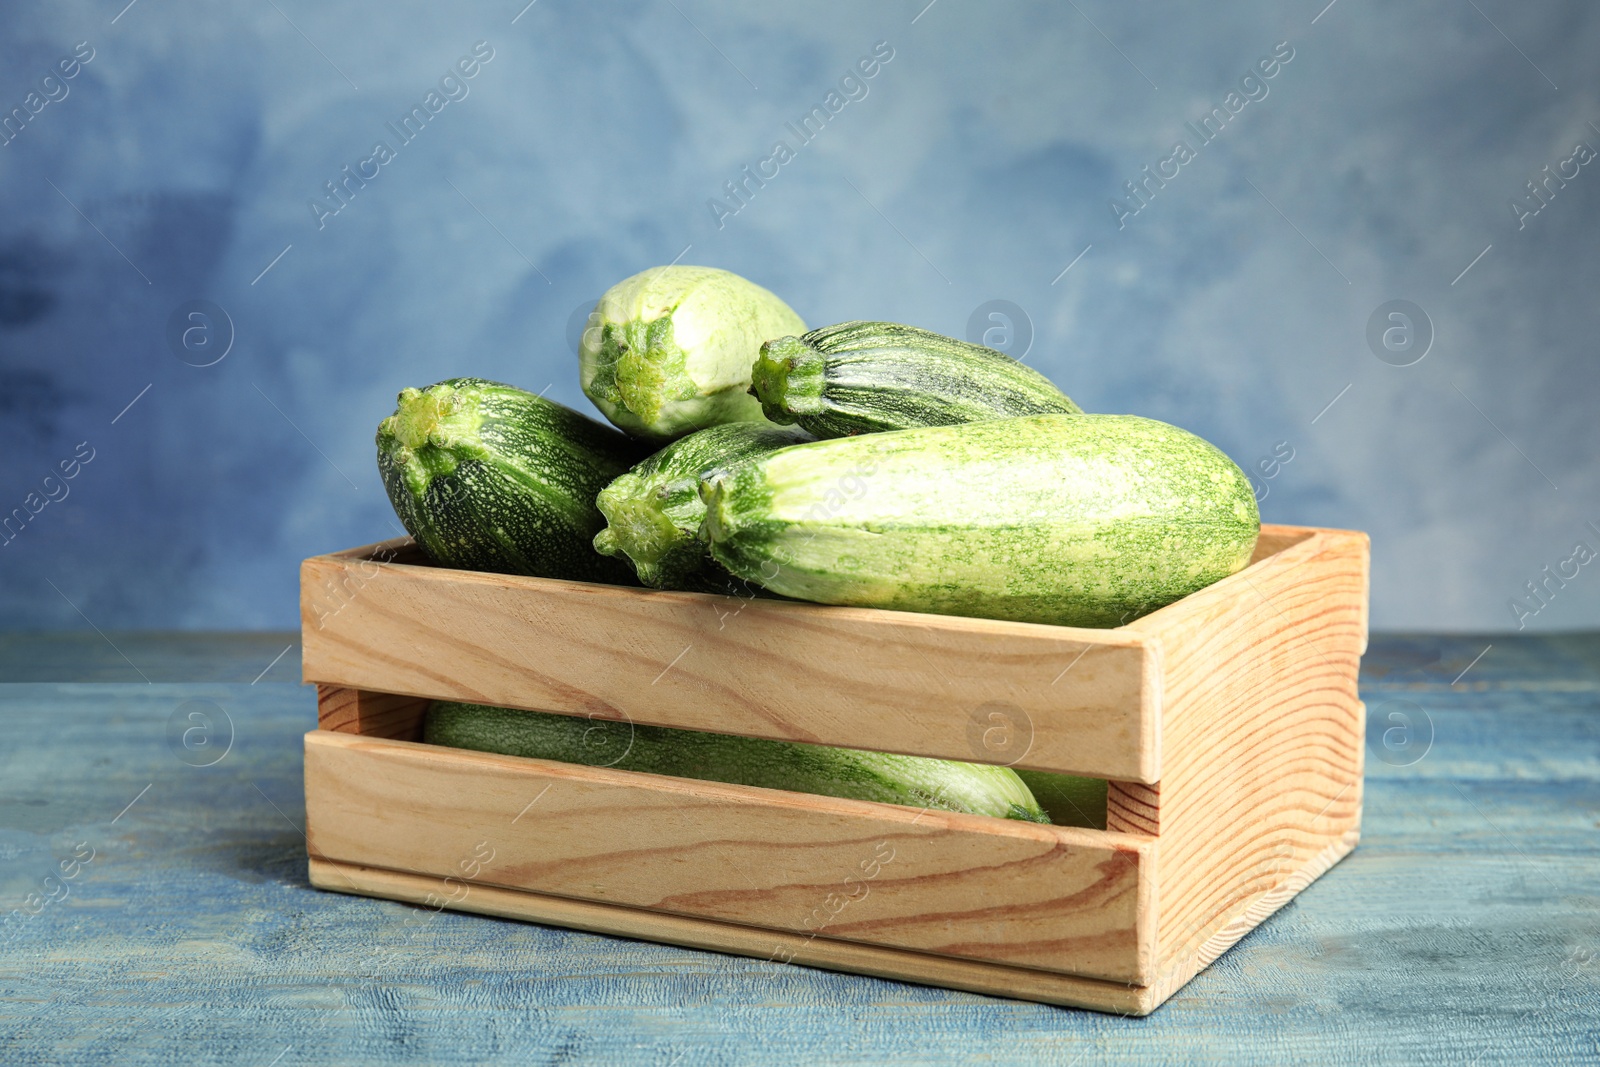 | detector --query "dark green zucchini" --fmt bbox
[593,422,811,592]
[424,700,1051,823]
[750,320,1082,438]
[376,377,646,583]
[1013,770,1108,829]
